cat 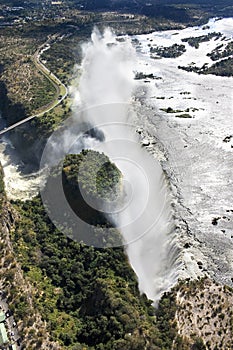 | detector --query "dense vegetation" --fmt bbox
[150,43,186,58]
[0,81,27,126]
[63,151,122,204]
[181,32,222,49]
[178,57,233,76]
[0,27,57,120]
[207,40,233,61]
[202,57,233,76]
[134,72,162,80]
[10,150,180,349]
[0,163,5,209]
[67,0,233,23]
